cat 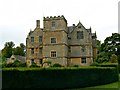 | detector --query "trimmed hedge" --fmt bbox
[99,63,118,68]
[2,67,119,89]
